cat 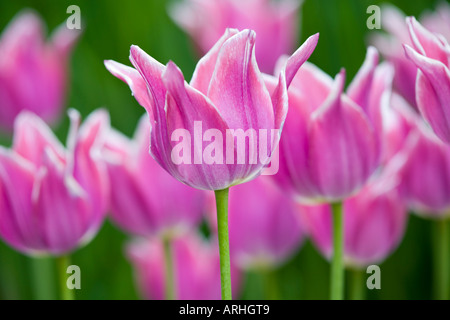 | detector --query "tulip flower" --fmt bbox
[104,29,318,191]
[0,10,80,133]
[0,109,109,299]
[169,0,301,73]
[300,167,408,299]
[273,47,383,204]
[103,115,207,237]
[105,29,318,300]
[396,105,450,299]
[271,47,390,299]
[403,17,450,144]
[399,119,450,218]
[126,233,241,300]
